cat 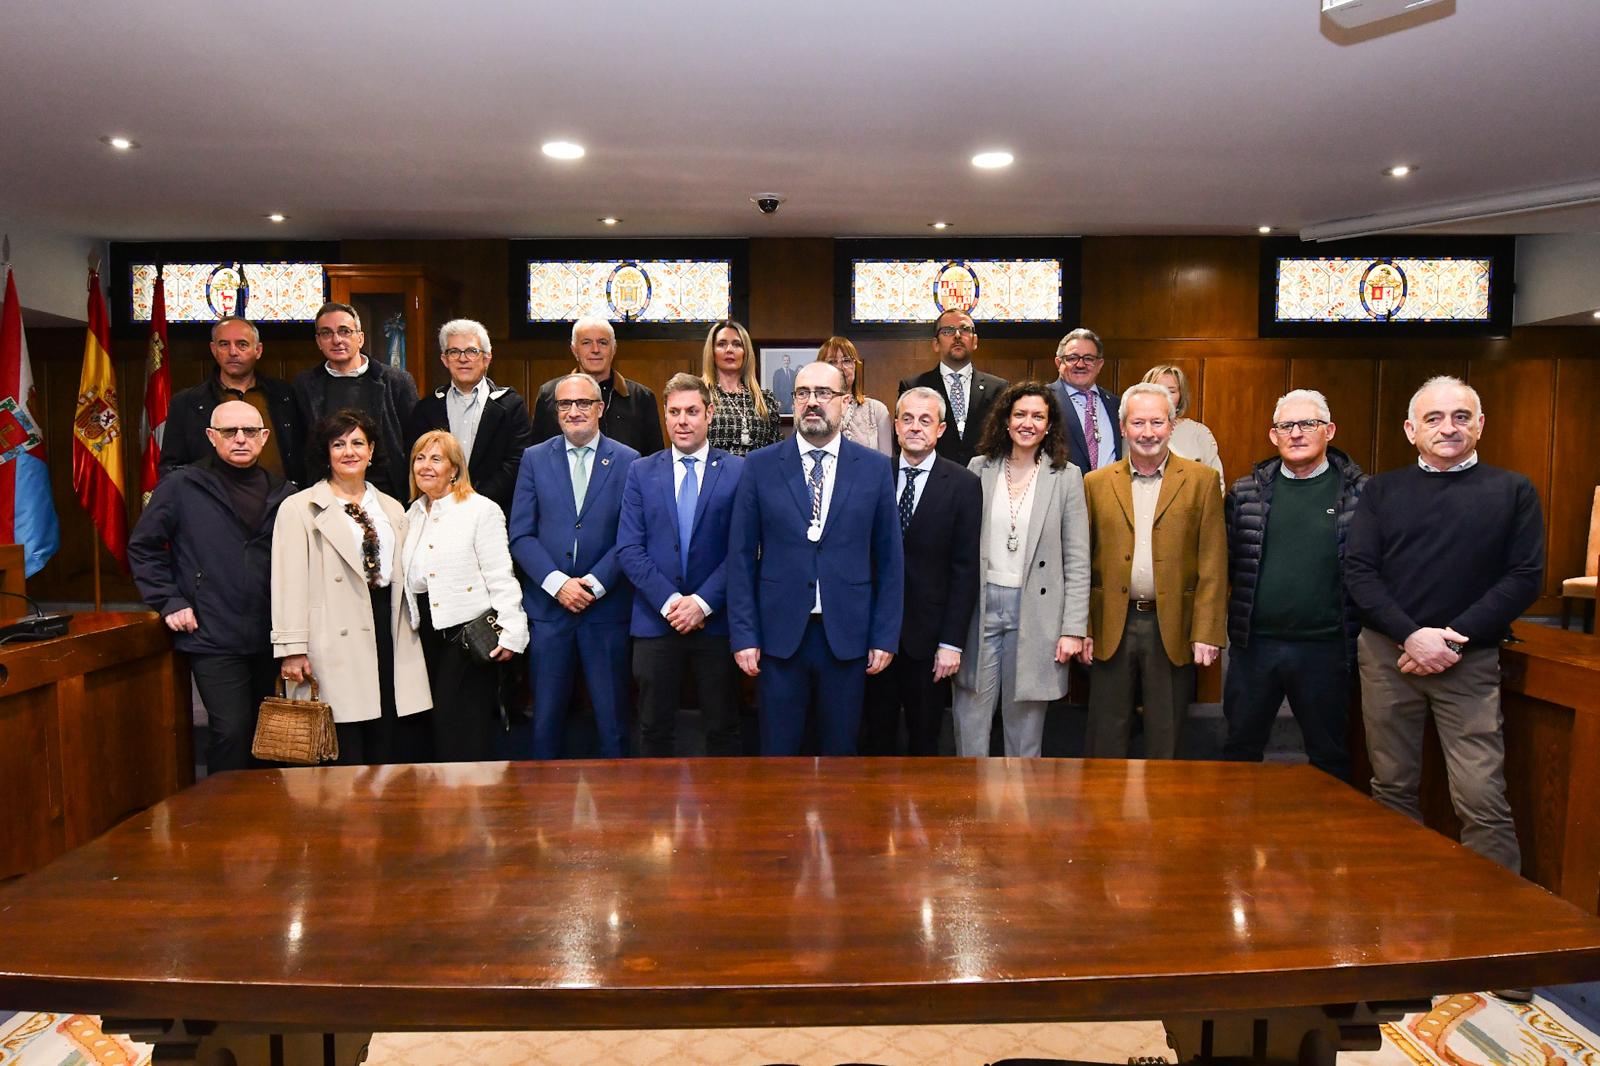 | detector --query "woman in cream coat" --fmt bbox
[403,430,529,762]
[272,408,432,765]
[953,381,1091,758]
